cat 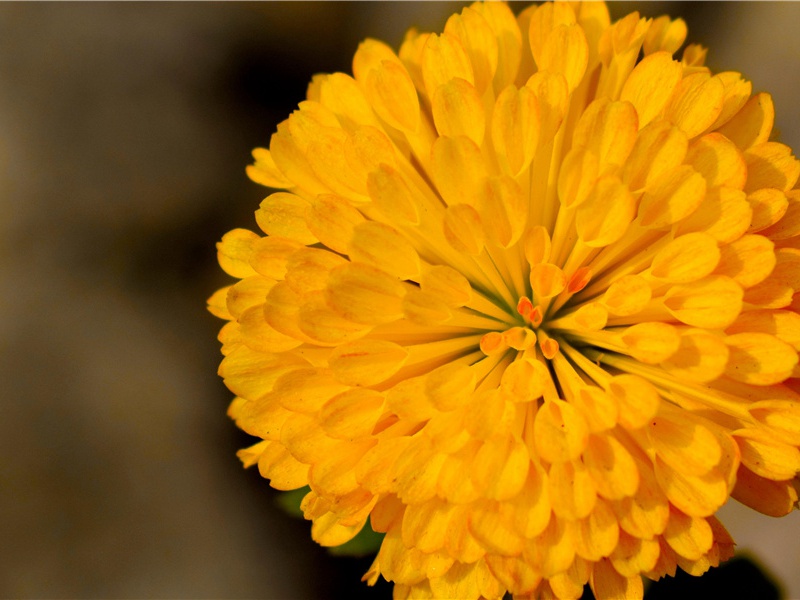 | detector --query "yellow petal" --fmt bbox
[255,192,318,245]
[207,286,233,320]
[402,290,452,326]
[530,263,567,300]
[225,276,274,319]
[249,236,302,280]
[312,511,366,547]
[534,399,589,463]
[472,436,530,501]
[428,560,484,600]
[622,119,688,193]
[608,374,660,430]
[576,175,636,247]
[742,280,794,310]
[247,147,293,189]
[479,175,528,248]
[385,377,437,423]
[273,368,349,414]
[297,292,370,345]
[471,1,521,93]
[420,265,473,307]
[648,409,724,477]
[217,228,260,278]
[349,221,420,280]
[443,203,485,255]
[525,71,570,143]
[675,186,752,244]
[620,51,682,128]
[528,1,576,67]
[643,16,687,56]
[663,507,713,561]
[732,464,799,517]
[650,232,720,283]
[572,386,618,434]
[610,468,670,540]
[306,194,365,255]
[654,455,729,517]
[444,6,499,95]
[600,275,652,317]
[715,234,776,288]
[524,515,577,578]
[284,247,346,295]
[717,92,774,150]
[366,164,420,226]
[748,188,789,233]
[583,433,639,500]
[548,459,597,520]
[733,427,800,480]
[509,464,552,540]
[421,32,474,99]
[500,358,547,404]
[317,72,377,129]
[219,344,306,400]
[485,554,542,596]
[557,148,600,209]
[236,439,268,468]
[574,498,619,562]
[573,99,639,172]
[748,399,800,446]
[768,248,800,292]
[431,135,487,207]
[708,71,752,131]
[663,275,743,329]
[724,332,798,385]
[537,23,589,93]
[257,441,310,490]
[686,132,747,190]
[325,263,406,325]
[401,497,452,554]
[424,362,476,412]
[492,84,541,177]
[743,142,800,194]
[590,557,644,600]
[665,72,724,139]
[432,78,485,145]
[620,322,680,364]
[364,55,420,133]
[269,122,327,196]
[238,304,302,353]
[609,532,660,577]
[638,165,706,229]
[328,338,409,387]
[761,190,800,240]
[661,329,729,383]
[320,388,385,440]
[728,309,800,351]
